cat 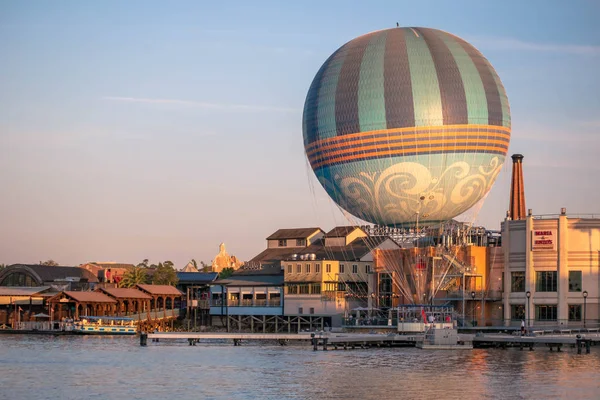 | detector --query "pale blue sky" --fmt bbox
[1,0,599,267]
